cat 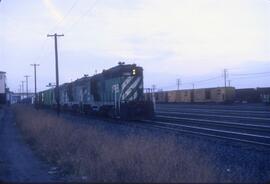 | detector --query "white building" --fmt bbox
[0,71,6,104]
